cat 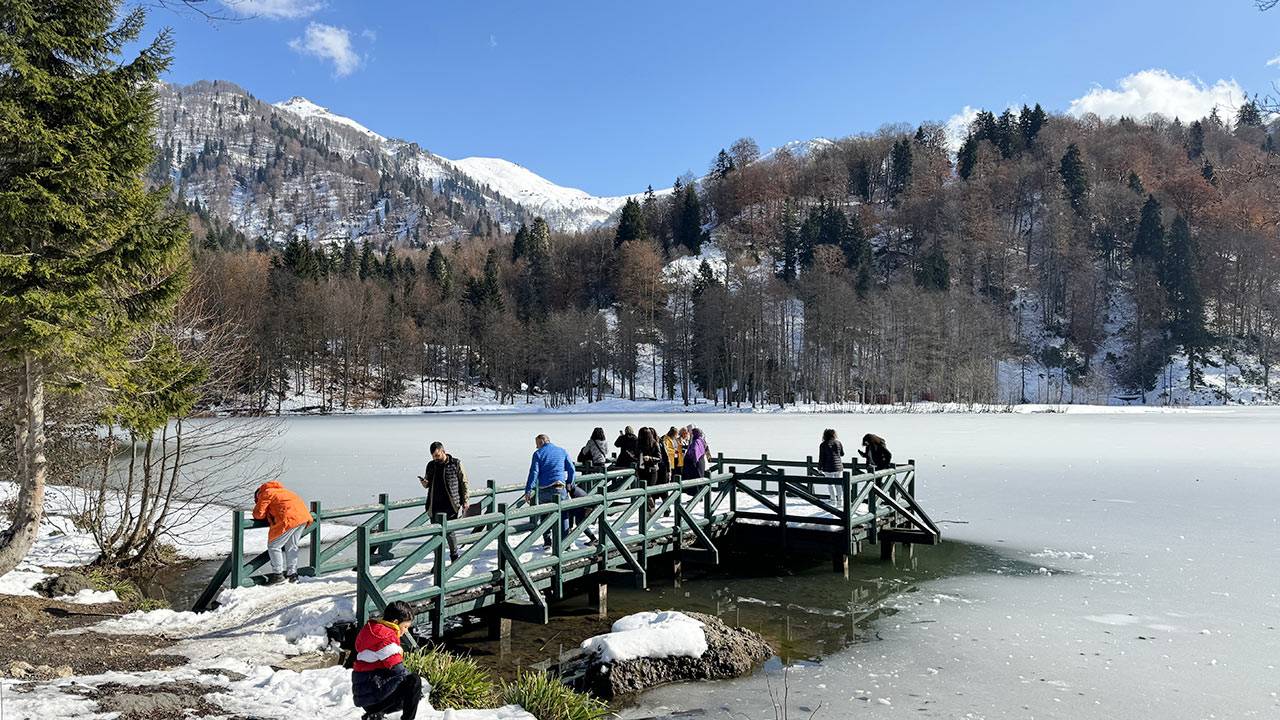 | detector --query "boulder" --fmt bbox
[34,572,92,599]
[583,612,772,699]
